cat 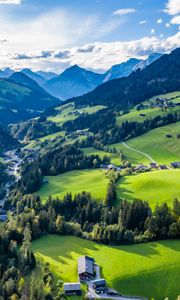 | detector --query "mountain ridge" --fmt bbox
[64,48,180,109]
